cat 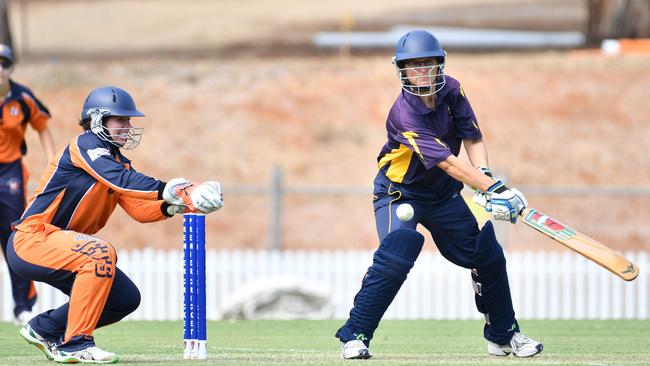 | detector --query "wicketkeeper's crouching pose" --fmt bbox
[335,30,543,359]
[7,86,223,364]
